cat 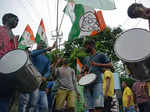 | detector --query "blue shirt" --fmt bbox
[47,81,54,89]
[30,49,50,78]
[83,53,110,83]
